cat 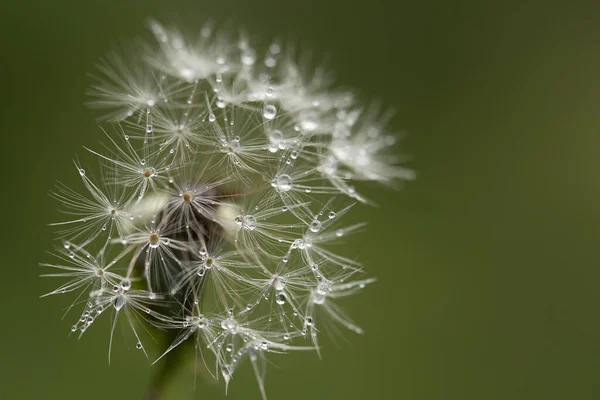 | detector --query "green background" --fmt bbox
[2,0,599,399]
